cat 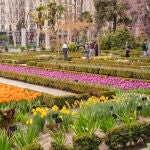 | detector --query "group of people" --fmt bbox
[62,41,99,60]
[62,39,149,60]
[125,39,149,58]
[84,41,99,59]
